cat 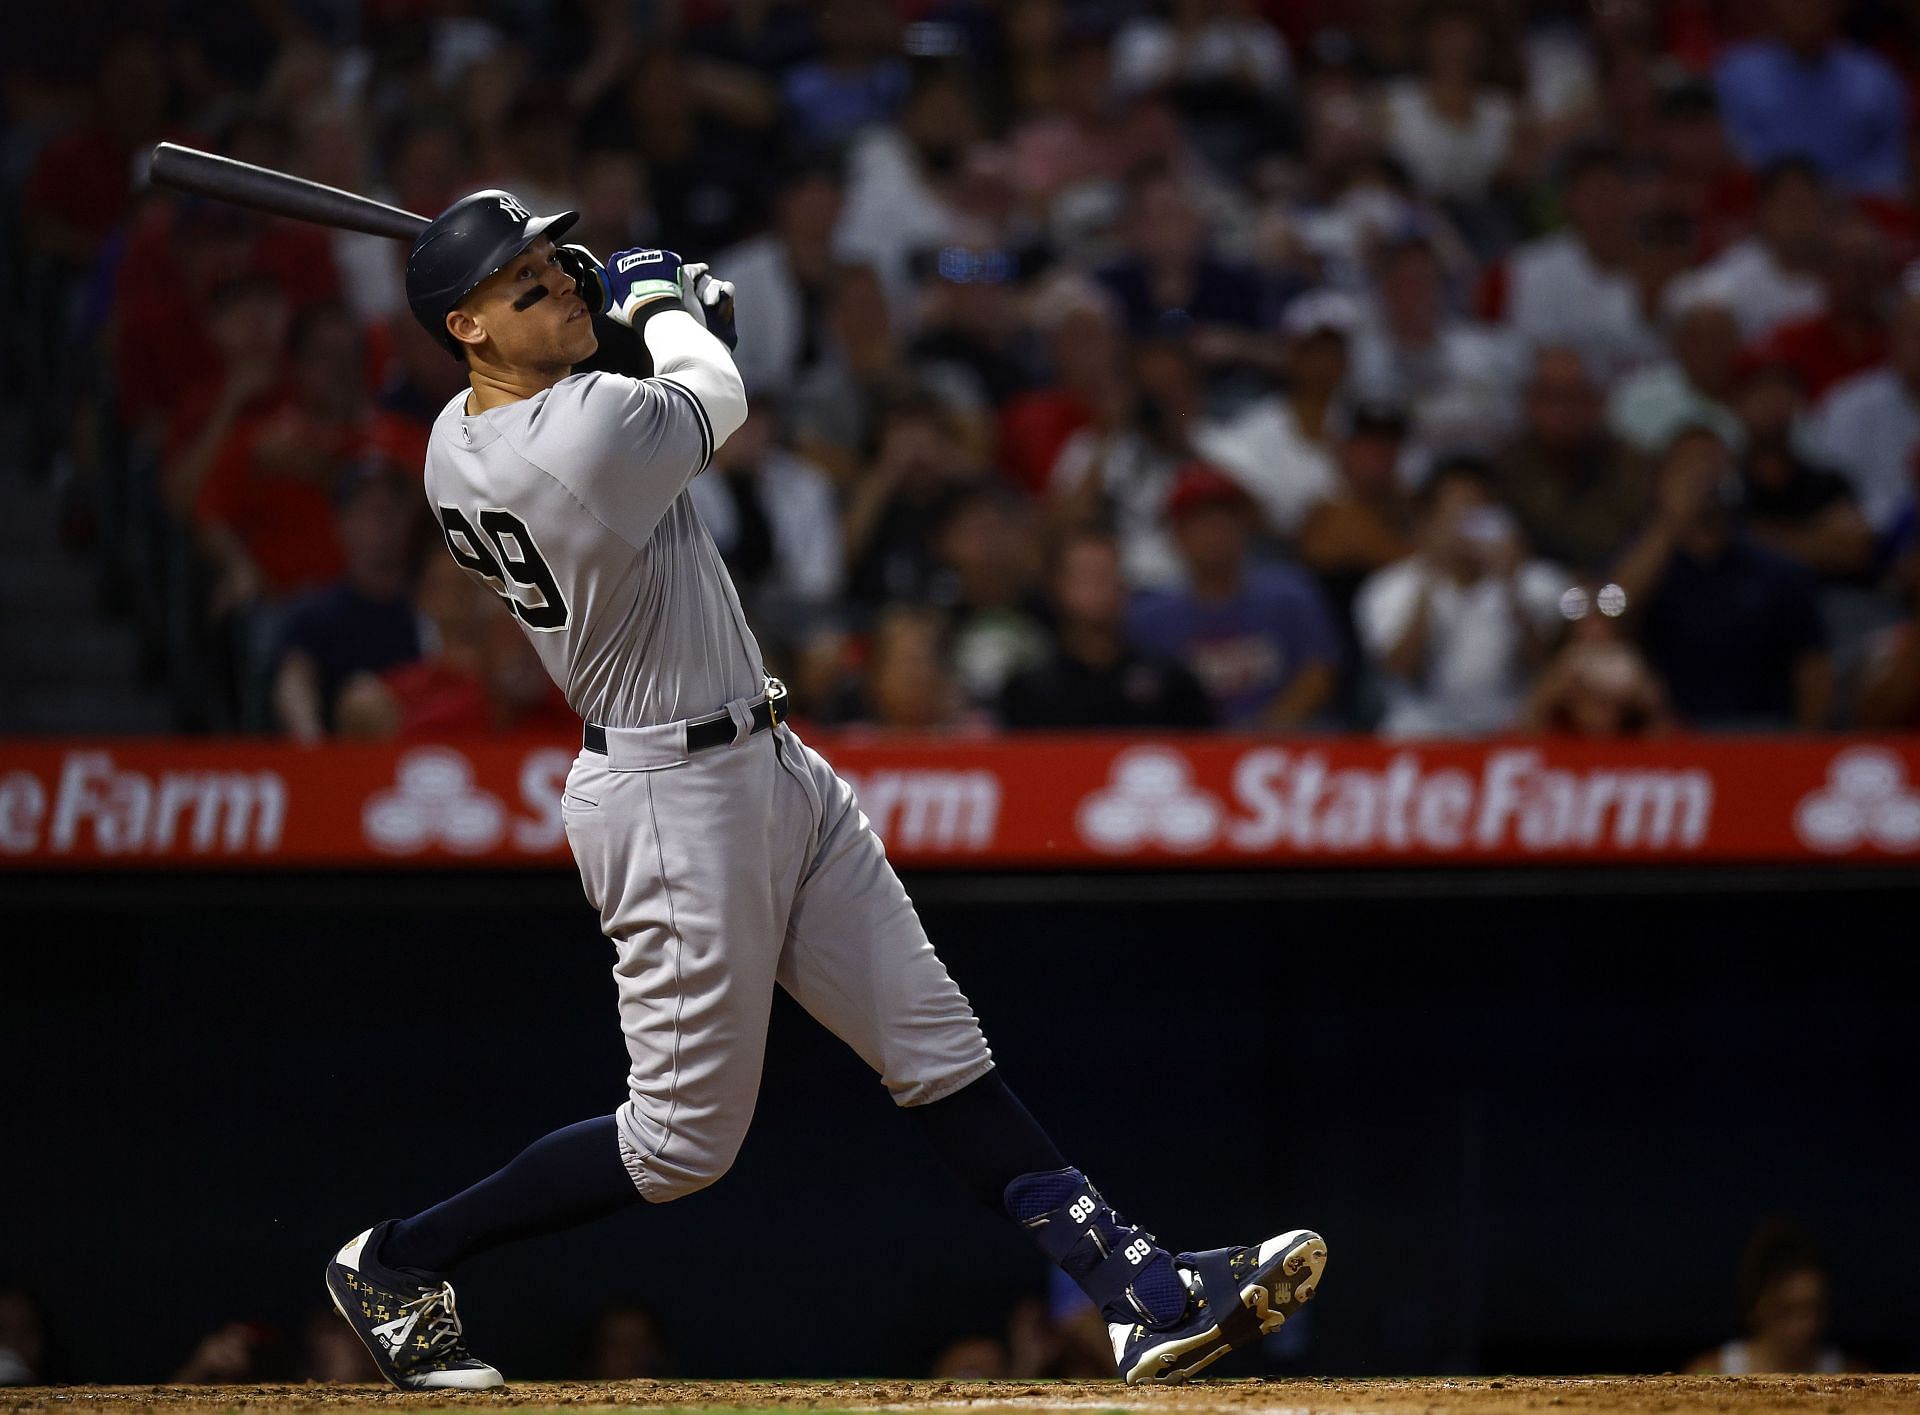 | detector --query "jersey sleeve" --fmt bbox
[520,311,748,545]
